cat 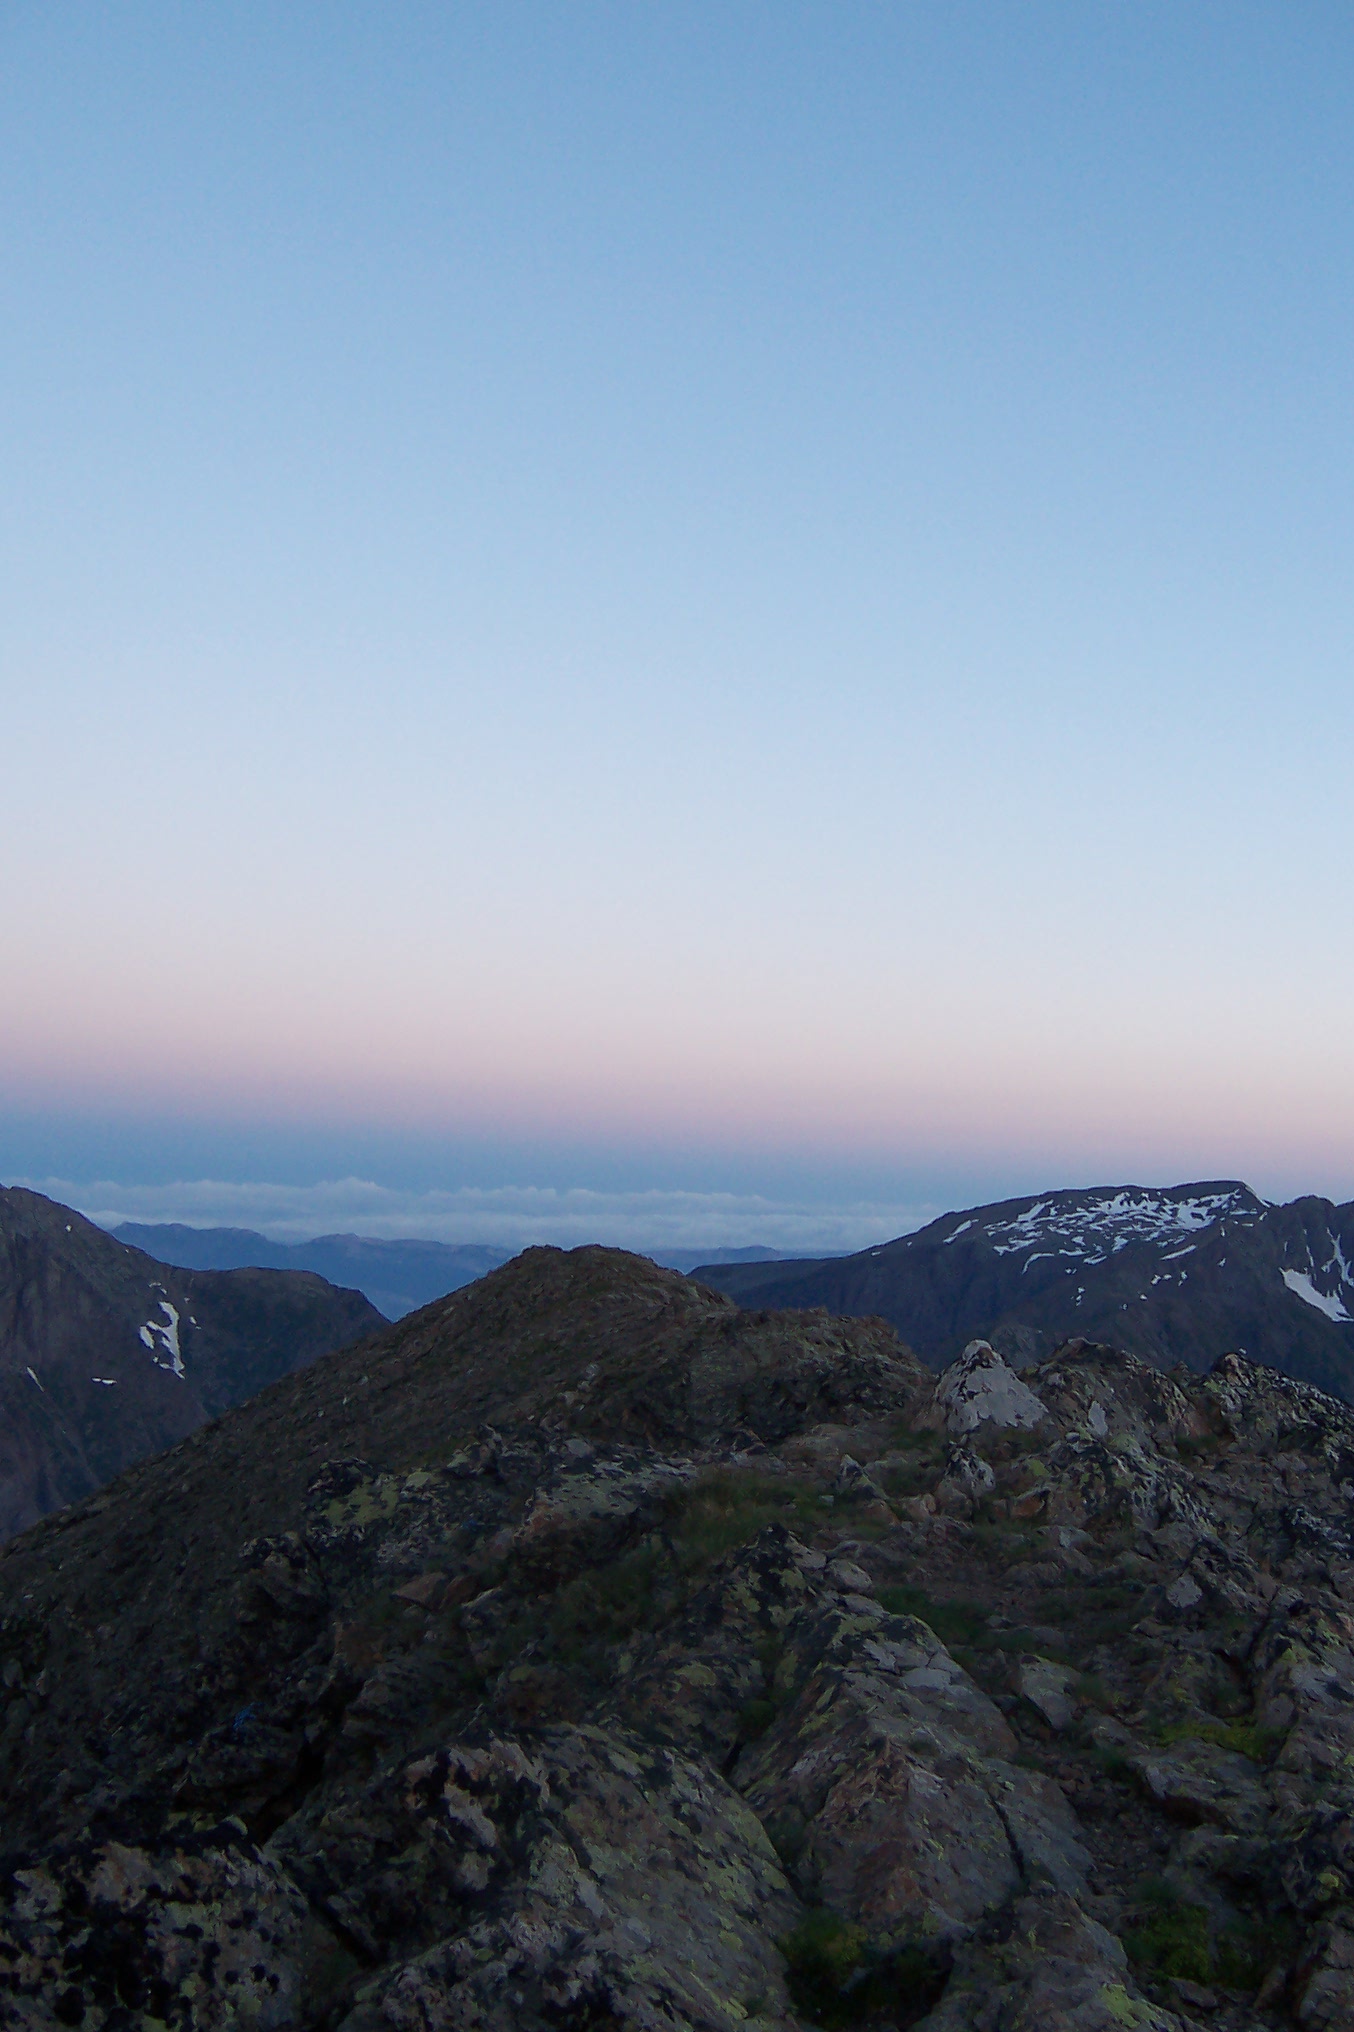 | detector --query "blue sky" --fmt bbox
[3,4,1353,1248]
